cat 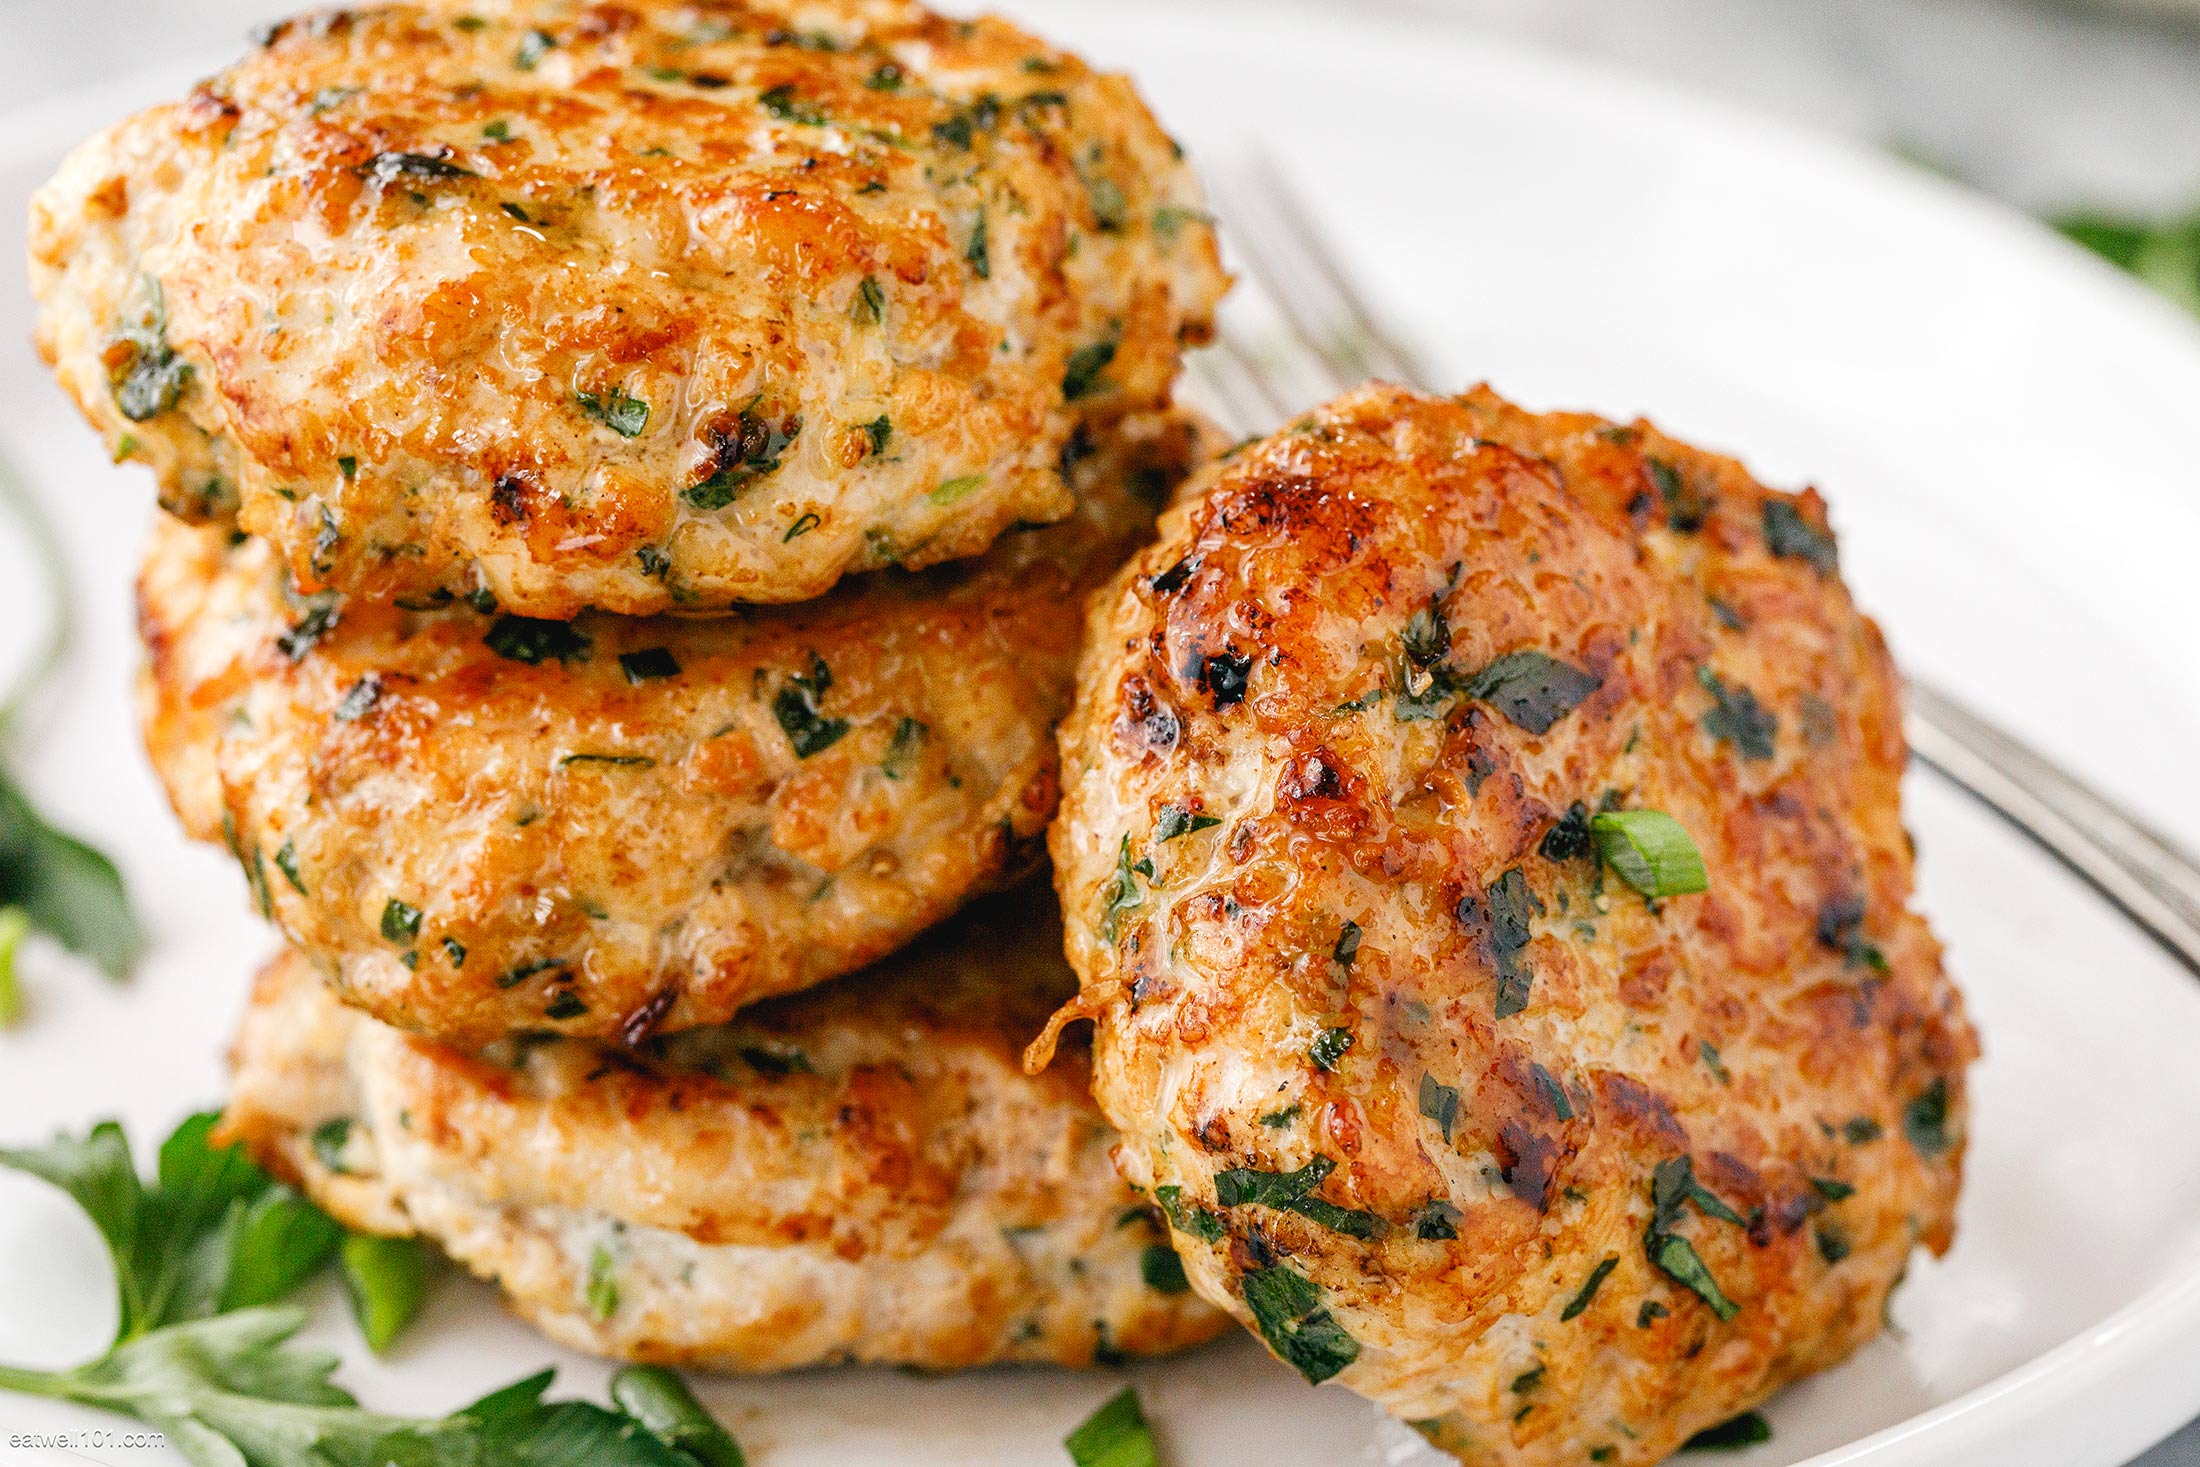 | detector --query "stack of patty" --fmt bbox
[32,0,1233,1372]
